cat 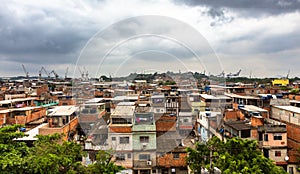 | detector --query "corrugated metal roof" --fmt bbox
[85,98,105,103]
[274,105,300,114]
[241,105,268,112]
[111,105,135,117]
[225,93,260,100]
[0,106,41,113]
[0,97,36,105]
[48,105,78,116]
